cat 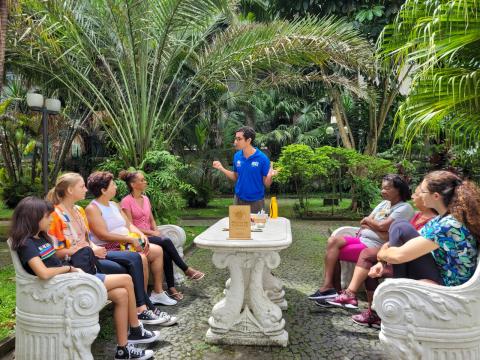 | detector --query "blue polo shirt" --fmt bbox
[233,148,270,201]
